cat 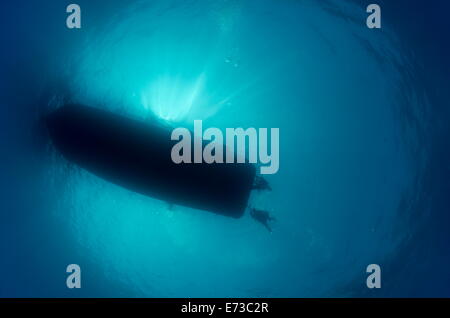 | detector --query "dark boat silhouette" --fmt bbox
[45,104,256,218]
